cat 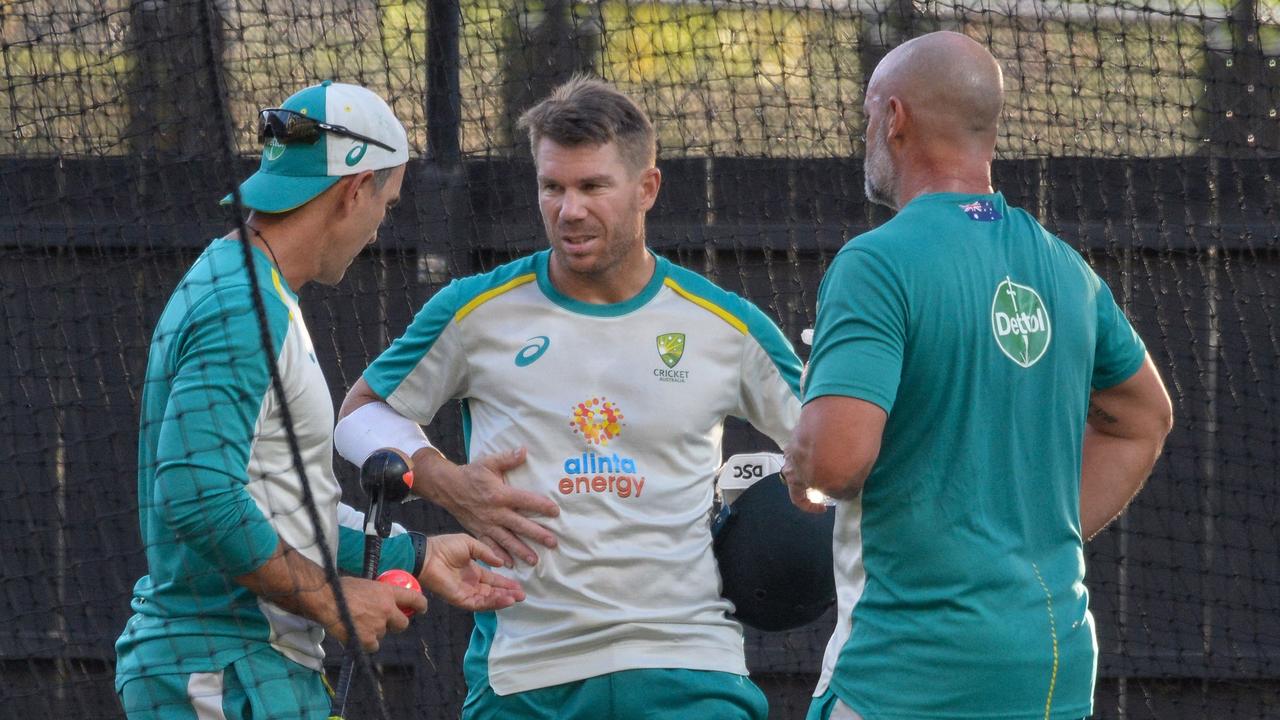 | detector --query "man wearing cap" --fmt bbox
[114,81,523,720]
